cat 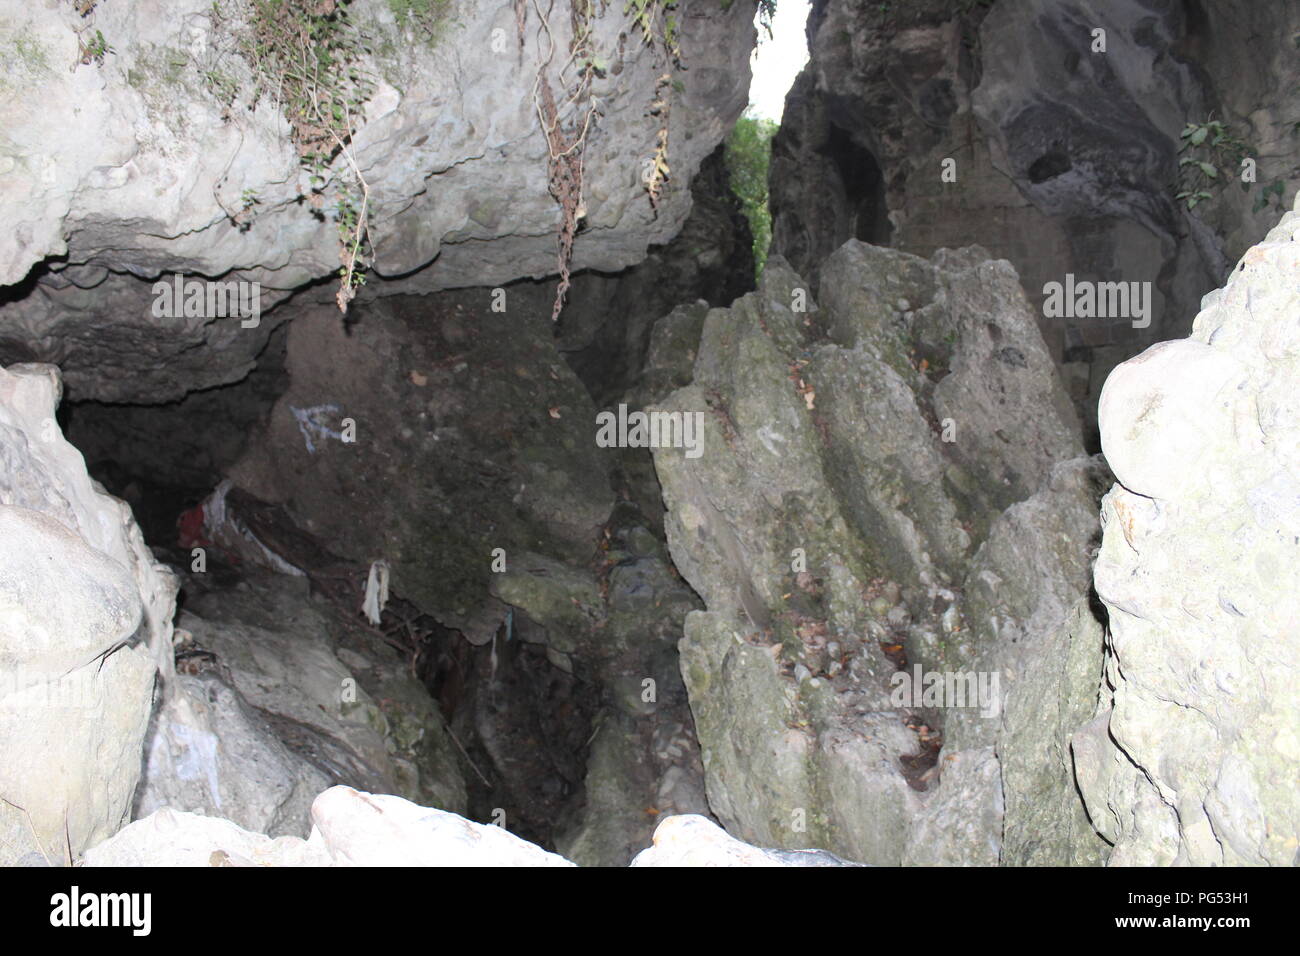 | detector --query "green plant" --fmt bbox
[626,0,681,58]
[1175,117,1250,210]
[216,0,374,309]
[387,0,452,42]
[76,28,113,67]
[725,111,777,277]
